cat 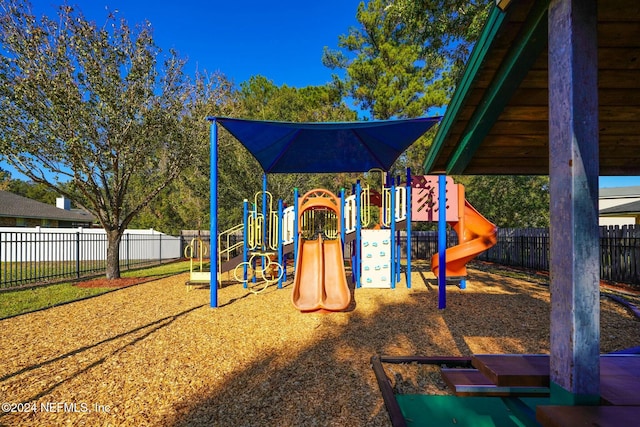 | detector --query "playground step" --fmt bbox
[441,368,550,397]
[471,354,550,387]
